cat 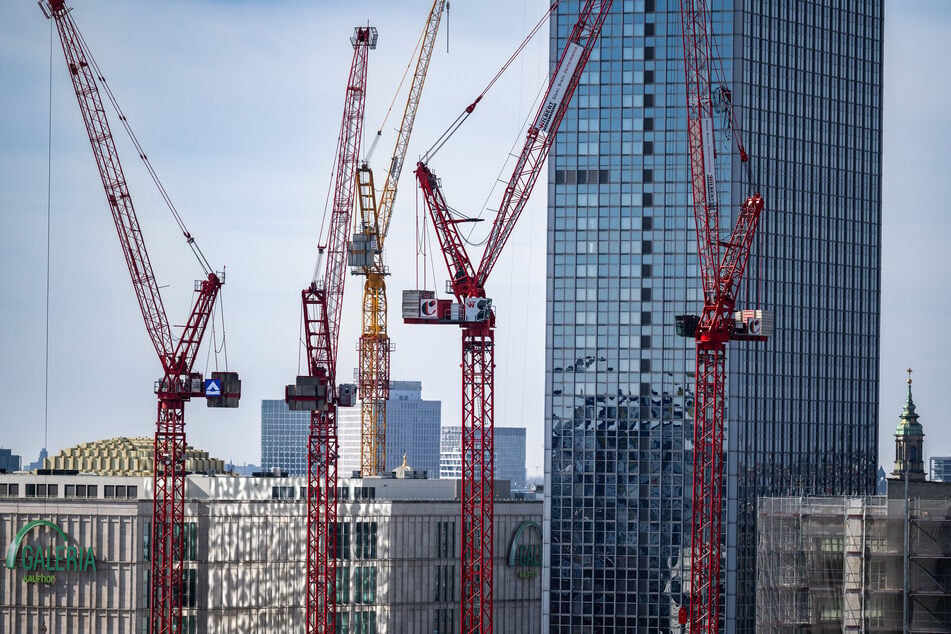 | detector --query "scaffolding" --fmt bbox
[756,495,951,632]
